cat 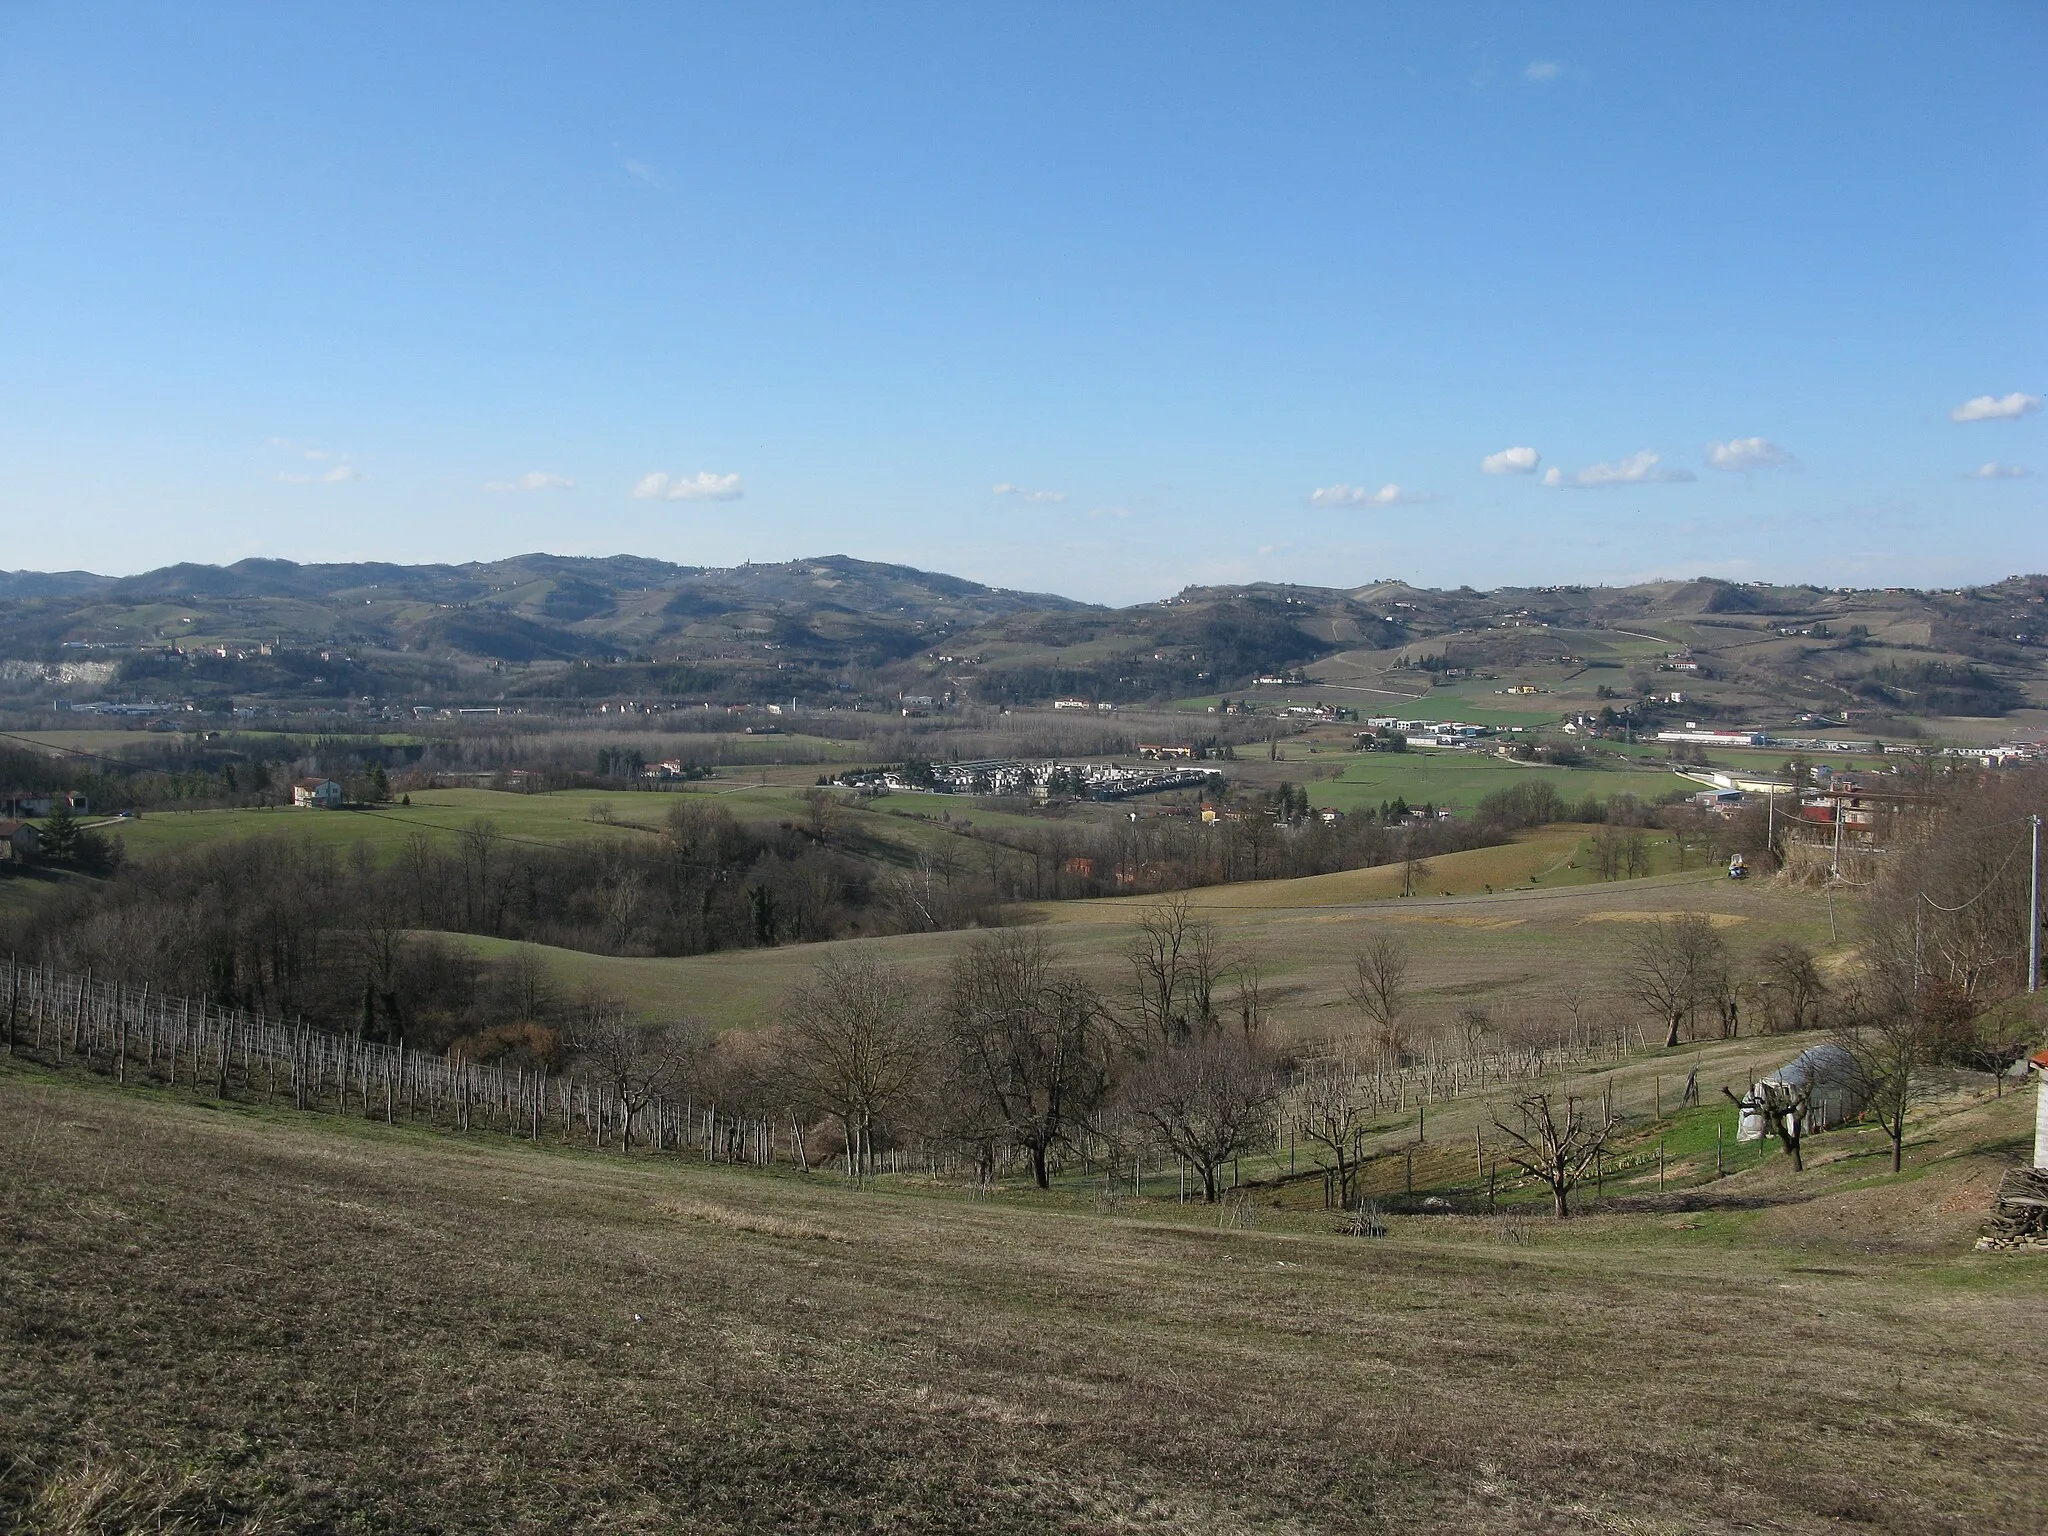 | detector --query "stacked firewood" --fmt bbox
[1976,1167,2048,1252]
